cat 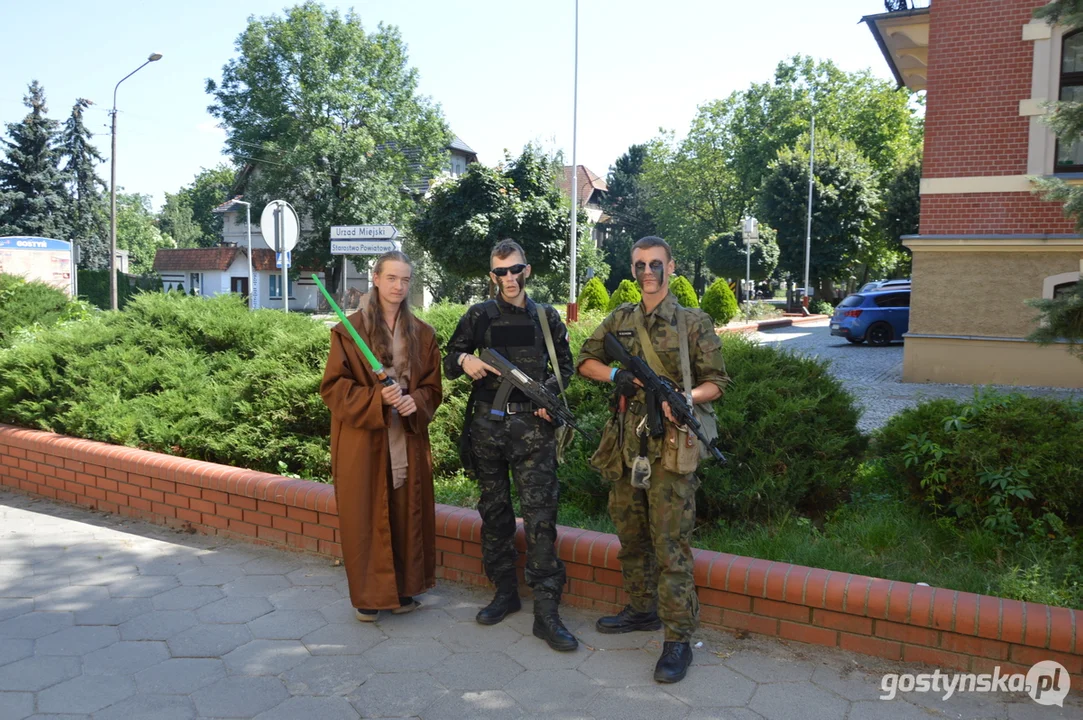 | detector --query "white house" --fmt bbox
[151,135,479,311]
[560,165,611,248]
